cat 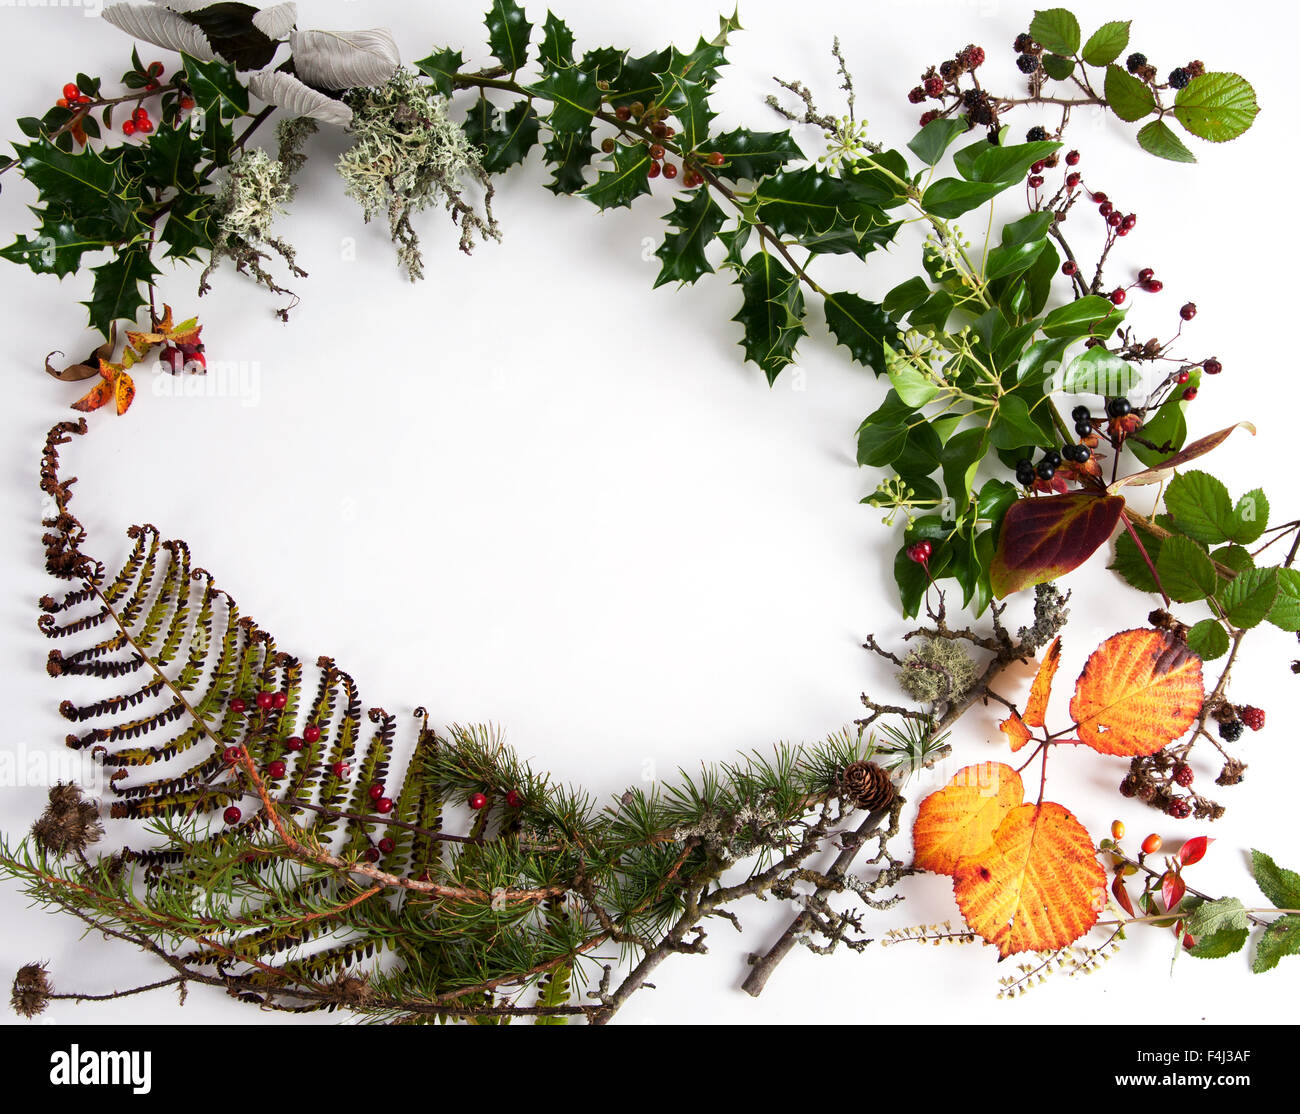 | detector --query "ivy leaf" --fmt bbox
[1104,64,1156,122]
[1253,916,1300,974]
[542,127,597,195]
[82,246,159,338]
[539,11,575,71]
[580,141,651,210]
[990,493,1126,597]
[1186,619,1229,661]
[653,189,725,288]
[462,97,540,173]
[414,48,464,98]
[885,349,940,408]
[484,0,532,74]
[1251,849,1300,910]
[1137,119,1197,163]
[1041,294,1125,340]
[731,252,806,384]
[1173,73,1259,143]
[1081,20,1131,66]
[1029,8,1082,56]
[823,293,897,375]
[1069,628,1204,757]
[528,65,602,134]
[1217,567,1279,630]
[1156,535,1217,603]
[708,128,802,181]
